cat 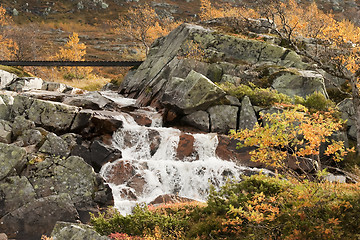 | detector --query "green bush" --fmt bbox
[294,92,335,112]
[217,82,292,107]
